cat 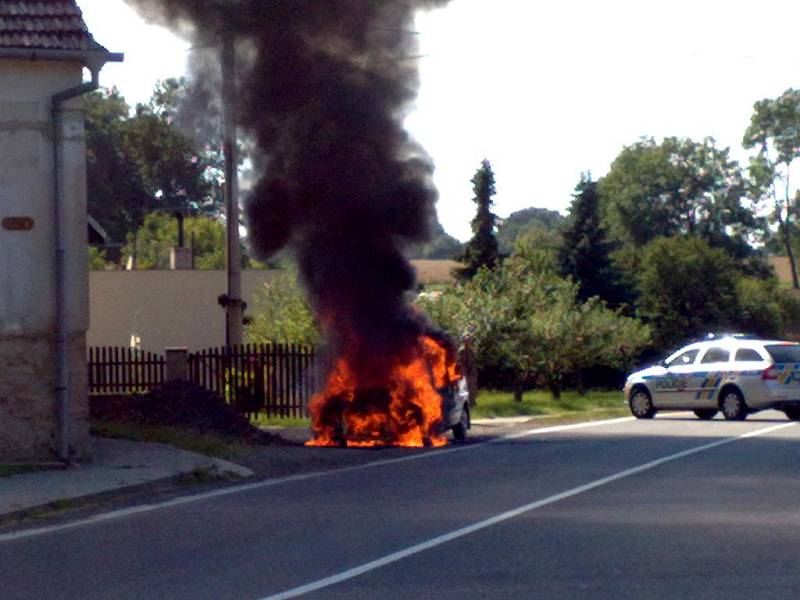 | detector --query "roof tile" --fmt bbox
[0,1,105,51]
